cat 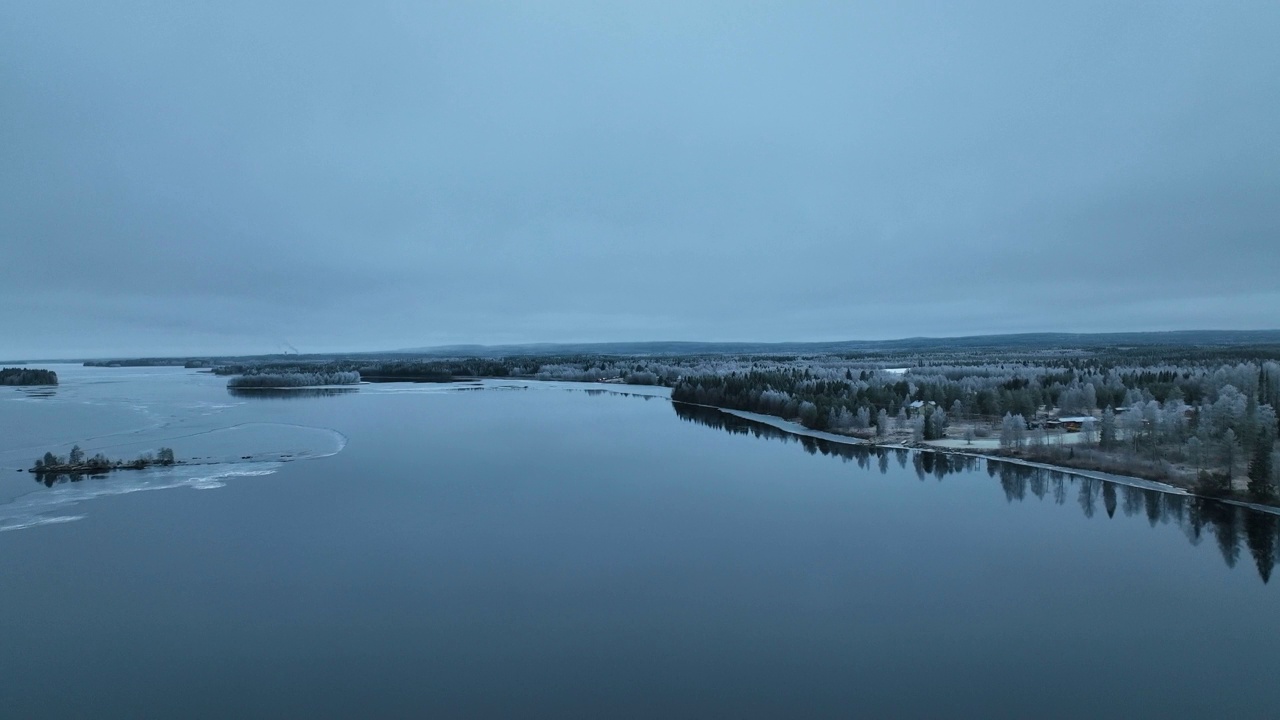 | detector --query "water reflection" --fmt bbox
[227,387,358,400]
[578,388,661,401]
[32,471,109,488]
[673,402,865,460]
[674,401,1280,585]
